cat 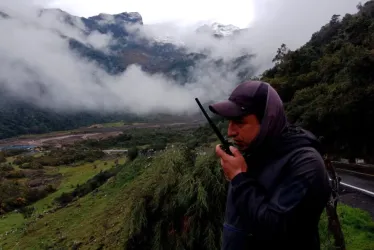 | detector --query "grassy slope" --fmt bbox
[1,155,145,249]
[319,204,374,250]
[33,158,127,213]
[1,148,374,250]
[0,157,126,248]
